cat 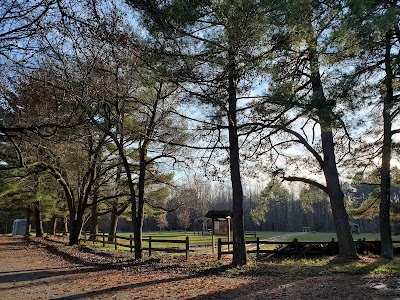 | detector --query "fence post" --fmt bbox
[186,236,189,260]
[218,238,222,260]
[130,235,133,253]
[256,237,260,257]
[102,232,105,247]
[92,233,95,245]
[149,236,152,257]
[114,235,117,250]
